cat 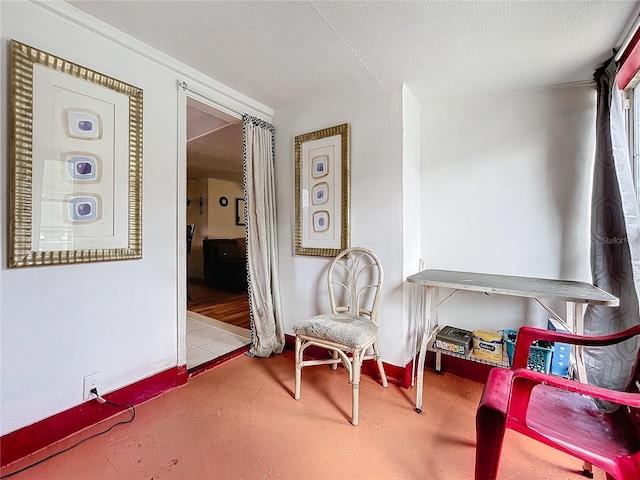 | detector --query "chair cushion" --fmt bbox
[293,313,377,349]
